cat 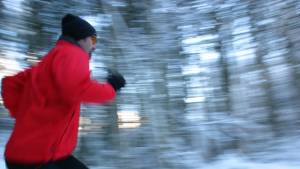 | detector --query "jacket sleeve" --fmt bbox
[1,69,30,117]
[53,51,116,104]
